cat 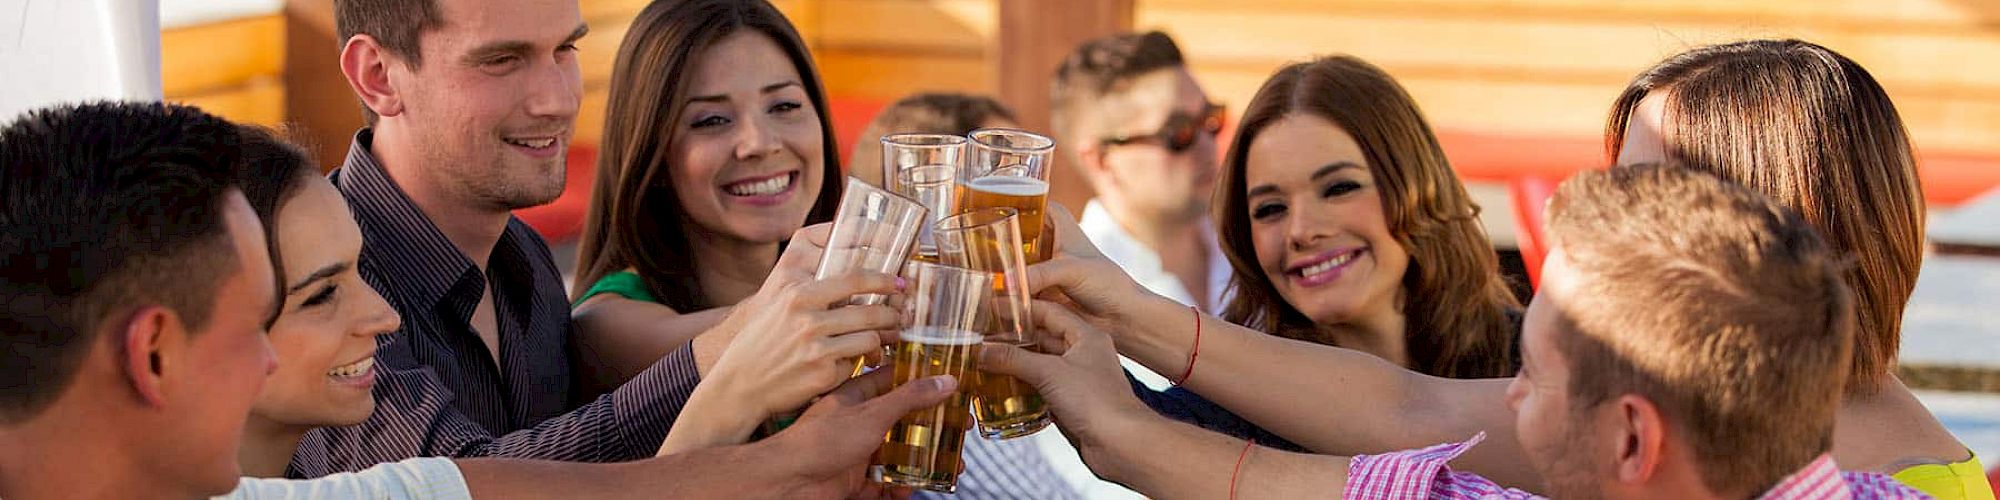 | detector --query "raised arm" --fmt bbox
[570,294,731,393]
[1028,204,1540,489]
